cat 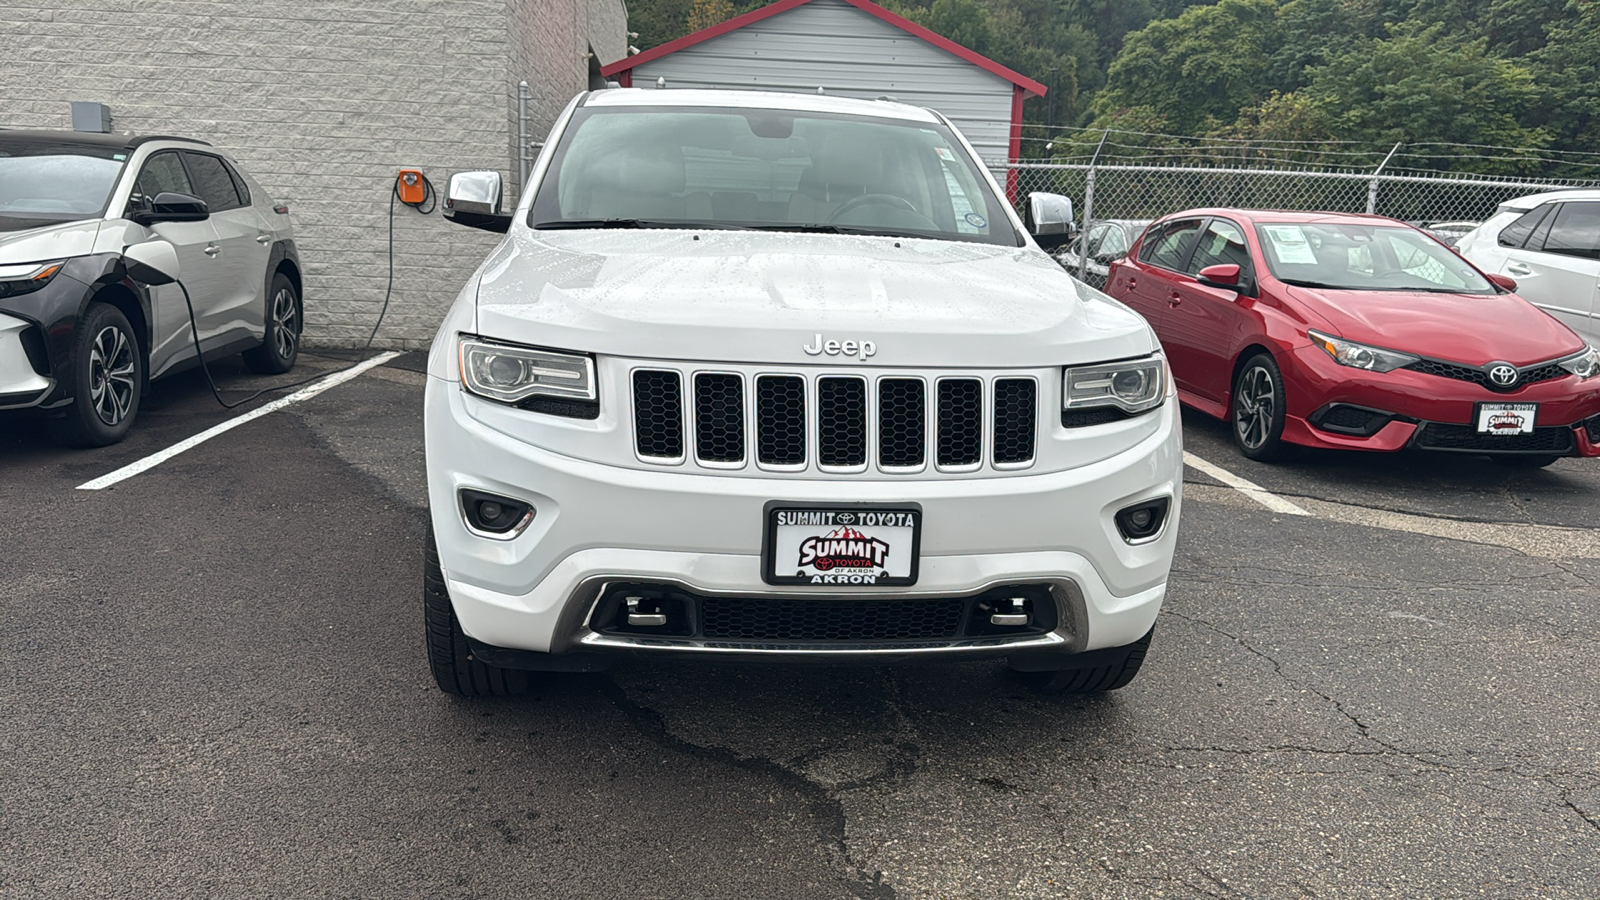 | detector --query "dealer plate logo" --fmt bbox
[766,507,921,586]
